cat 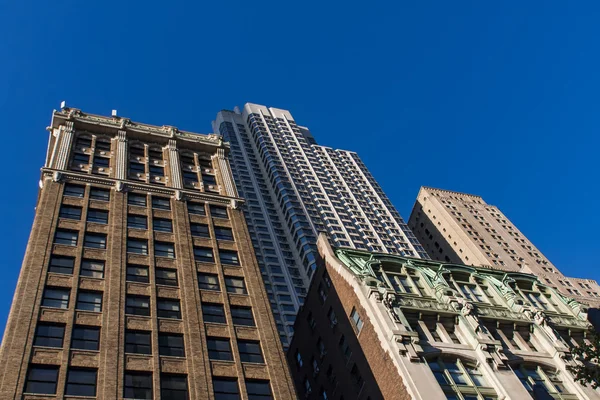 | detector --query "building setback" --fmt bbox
[408,186,600,306]
[214,104,428,347]
[288,234,598,399]
[0,107,296,399]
